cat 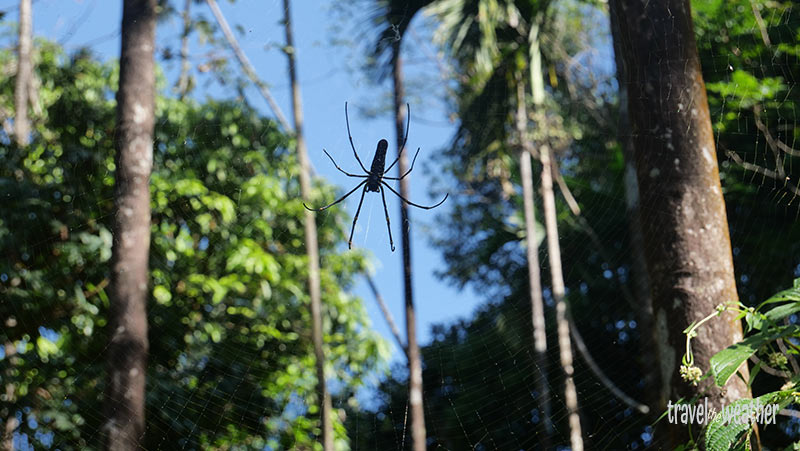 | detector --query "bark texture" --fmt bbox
[282,1,334,449]
[611,0,750,444]
[392,42,427,451]
[14,0,32,146]
[103,0,156,449]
